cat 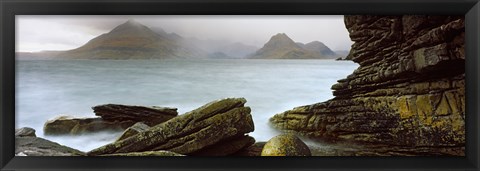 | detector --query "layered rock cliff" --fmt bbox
[270,15,465,156]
